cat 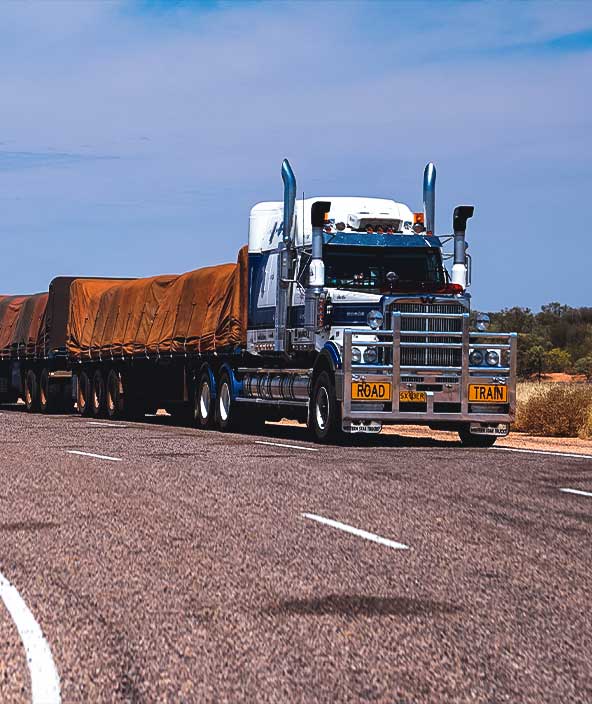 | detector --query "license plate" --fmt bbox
[399,390,427,403]
[468,384,508,403]
[343,421,382,434]
[351,381,392,401]
[470,423,509,436]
